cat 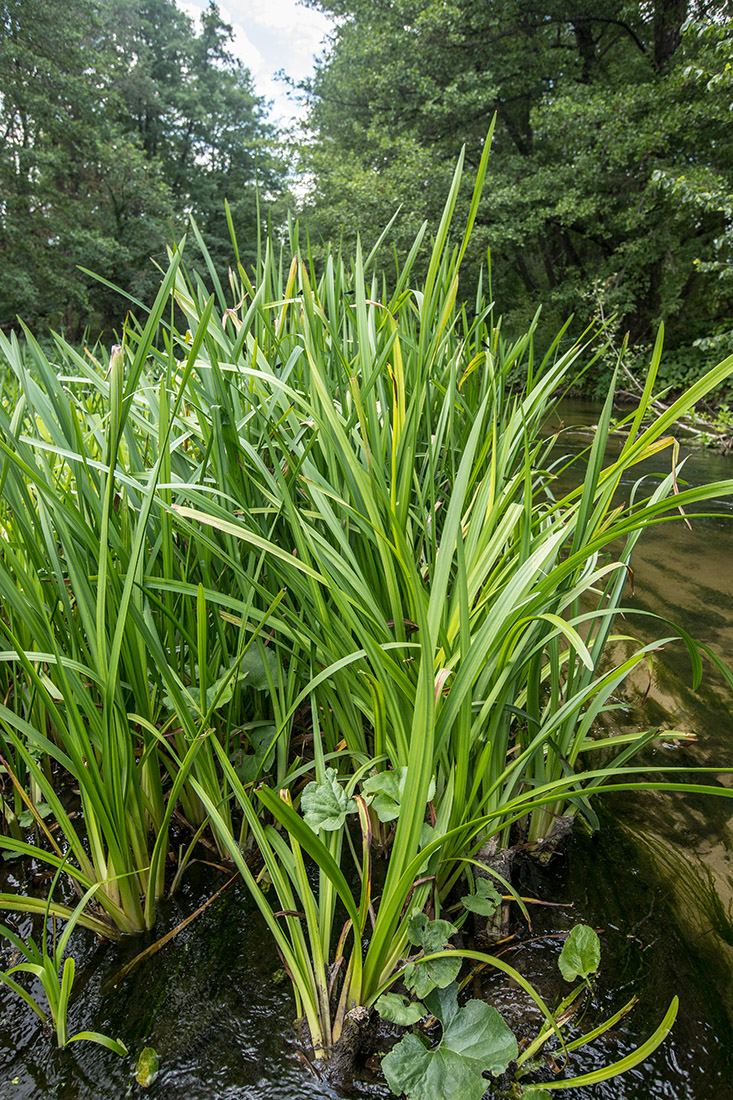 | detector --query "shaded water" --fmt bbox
[2,400,732,1098]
